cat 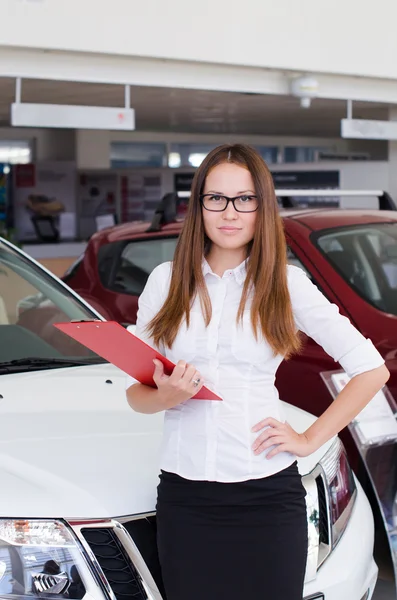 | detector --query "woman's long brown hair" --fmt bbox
[146,144,301,358]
